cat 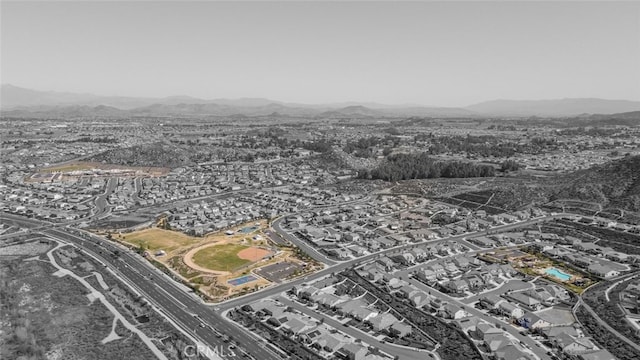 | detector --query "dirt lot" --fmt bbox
[39,161,169,175]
